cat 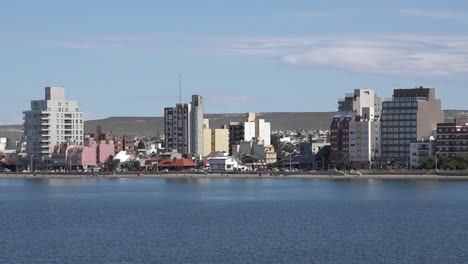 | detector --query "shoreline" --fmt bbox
[1,173,468,181]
